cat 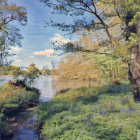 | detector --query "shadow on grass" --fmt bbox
[38,83,132,129]
[76,93,99,105]
[75,83,131,105]
[99,84,131,95]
